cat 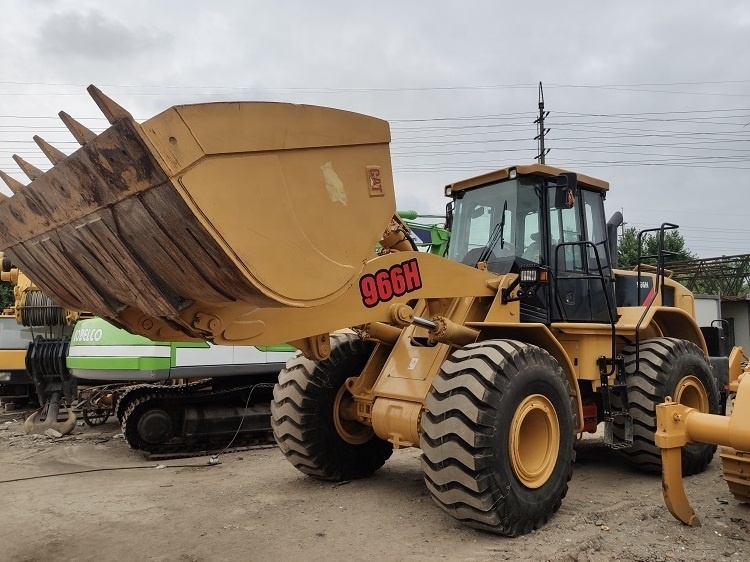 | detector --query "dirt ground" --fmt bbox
[0,411,748,562]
